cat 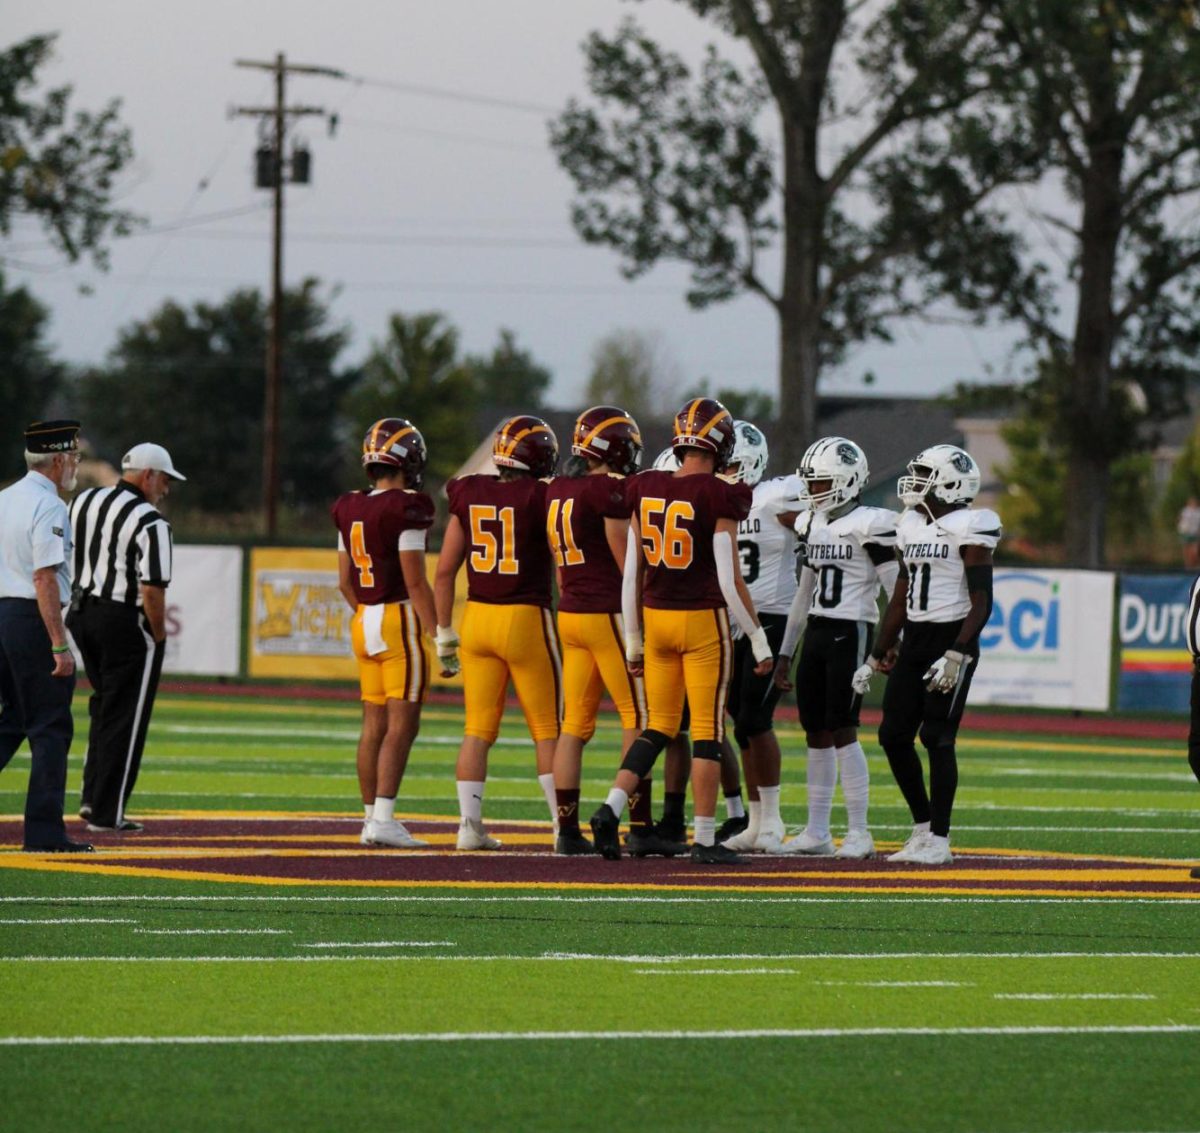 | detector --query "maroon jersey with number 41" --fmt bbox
[447,475,553,607]
[545,473,632,614]
[625,470,751,610]
[331,489,435,606]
